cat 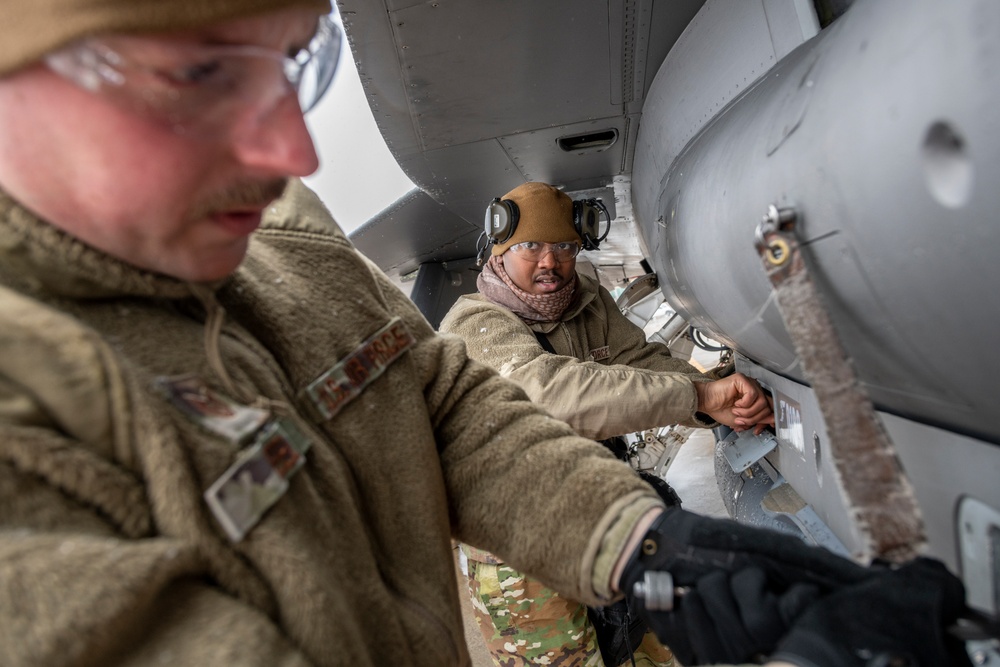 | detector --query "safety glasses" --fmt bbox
[45,14,342,137]
[508,241,581,262]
